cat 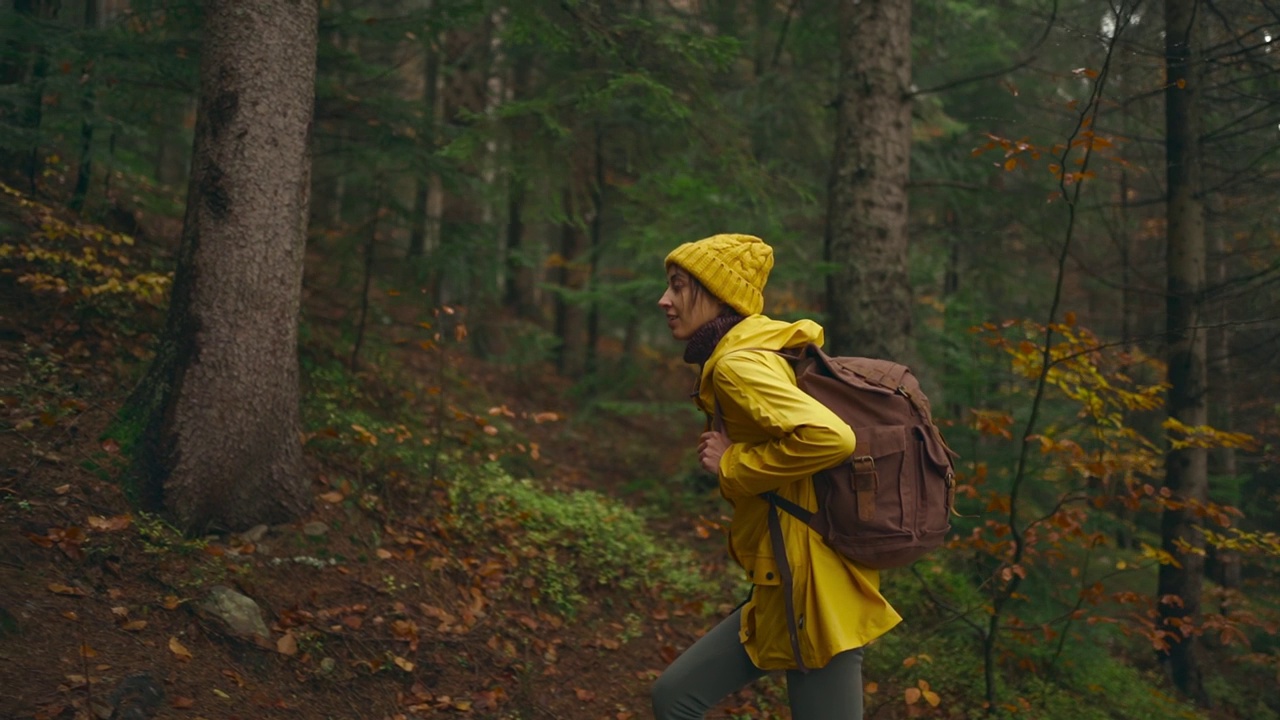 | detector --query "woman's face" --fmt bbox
[658,266,721,341]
